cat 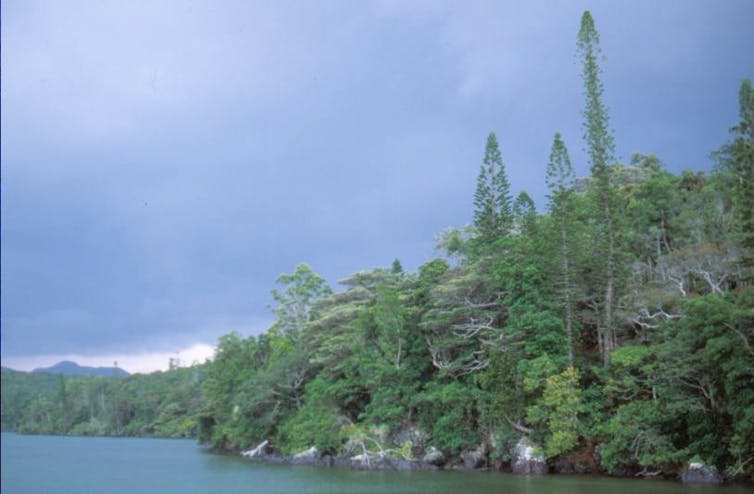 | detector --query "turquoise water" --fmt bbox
[1,433,748,494]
